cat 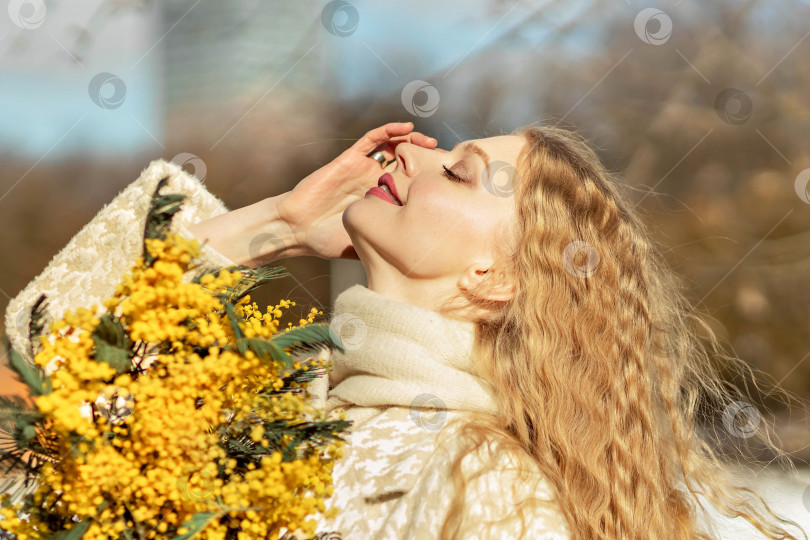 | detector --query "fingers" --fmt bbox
[358,122,440,156]
[402,130,437,149]
[358,122,415,154]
